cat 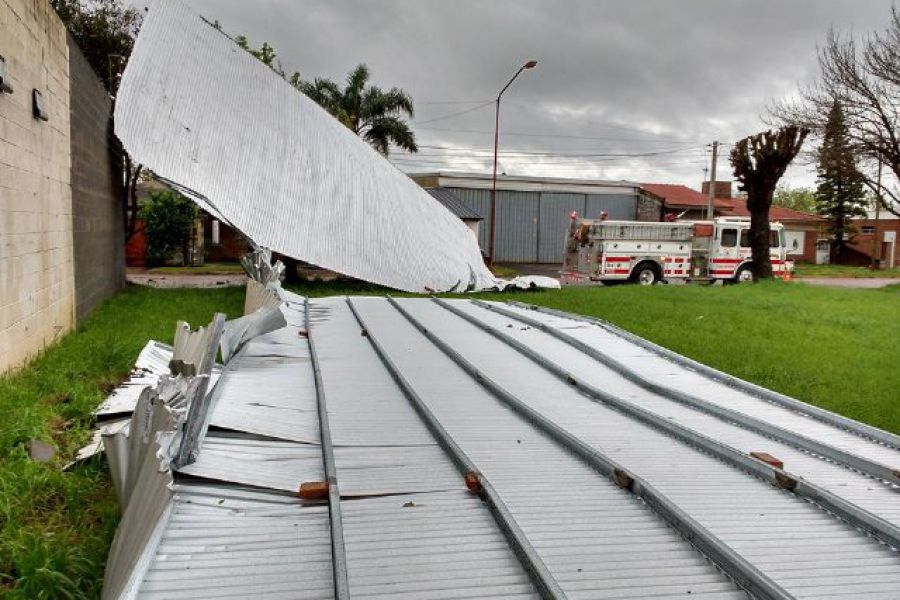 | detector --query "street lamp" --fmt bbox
[488,59,537,265]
